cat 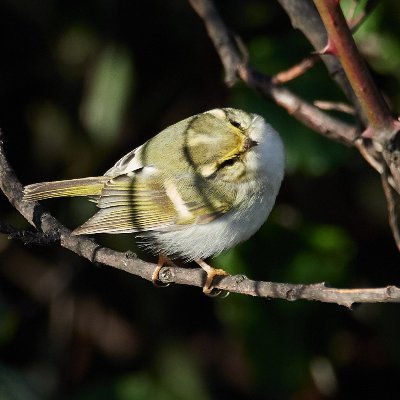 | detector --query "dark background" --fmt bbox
[1,1,400,399]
